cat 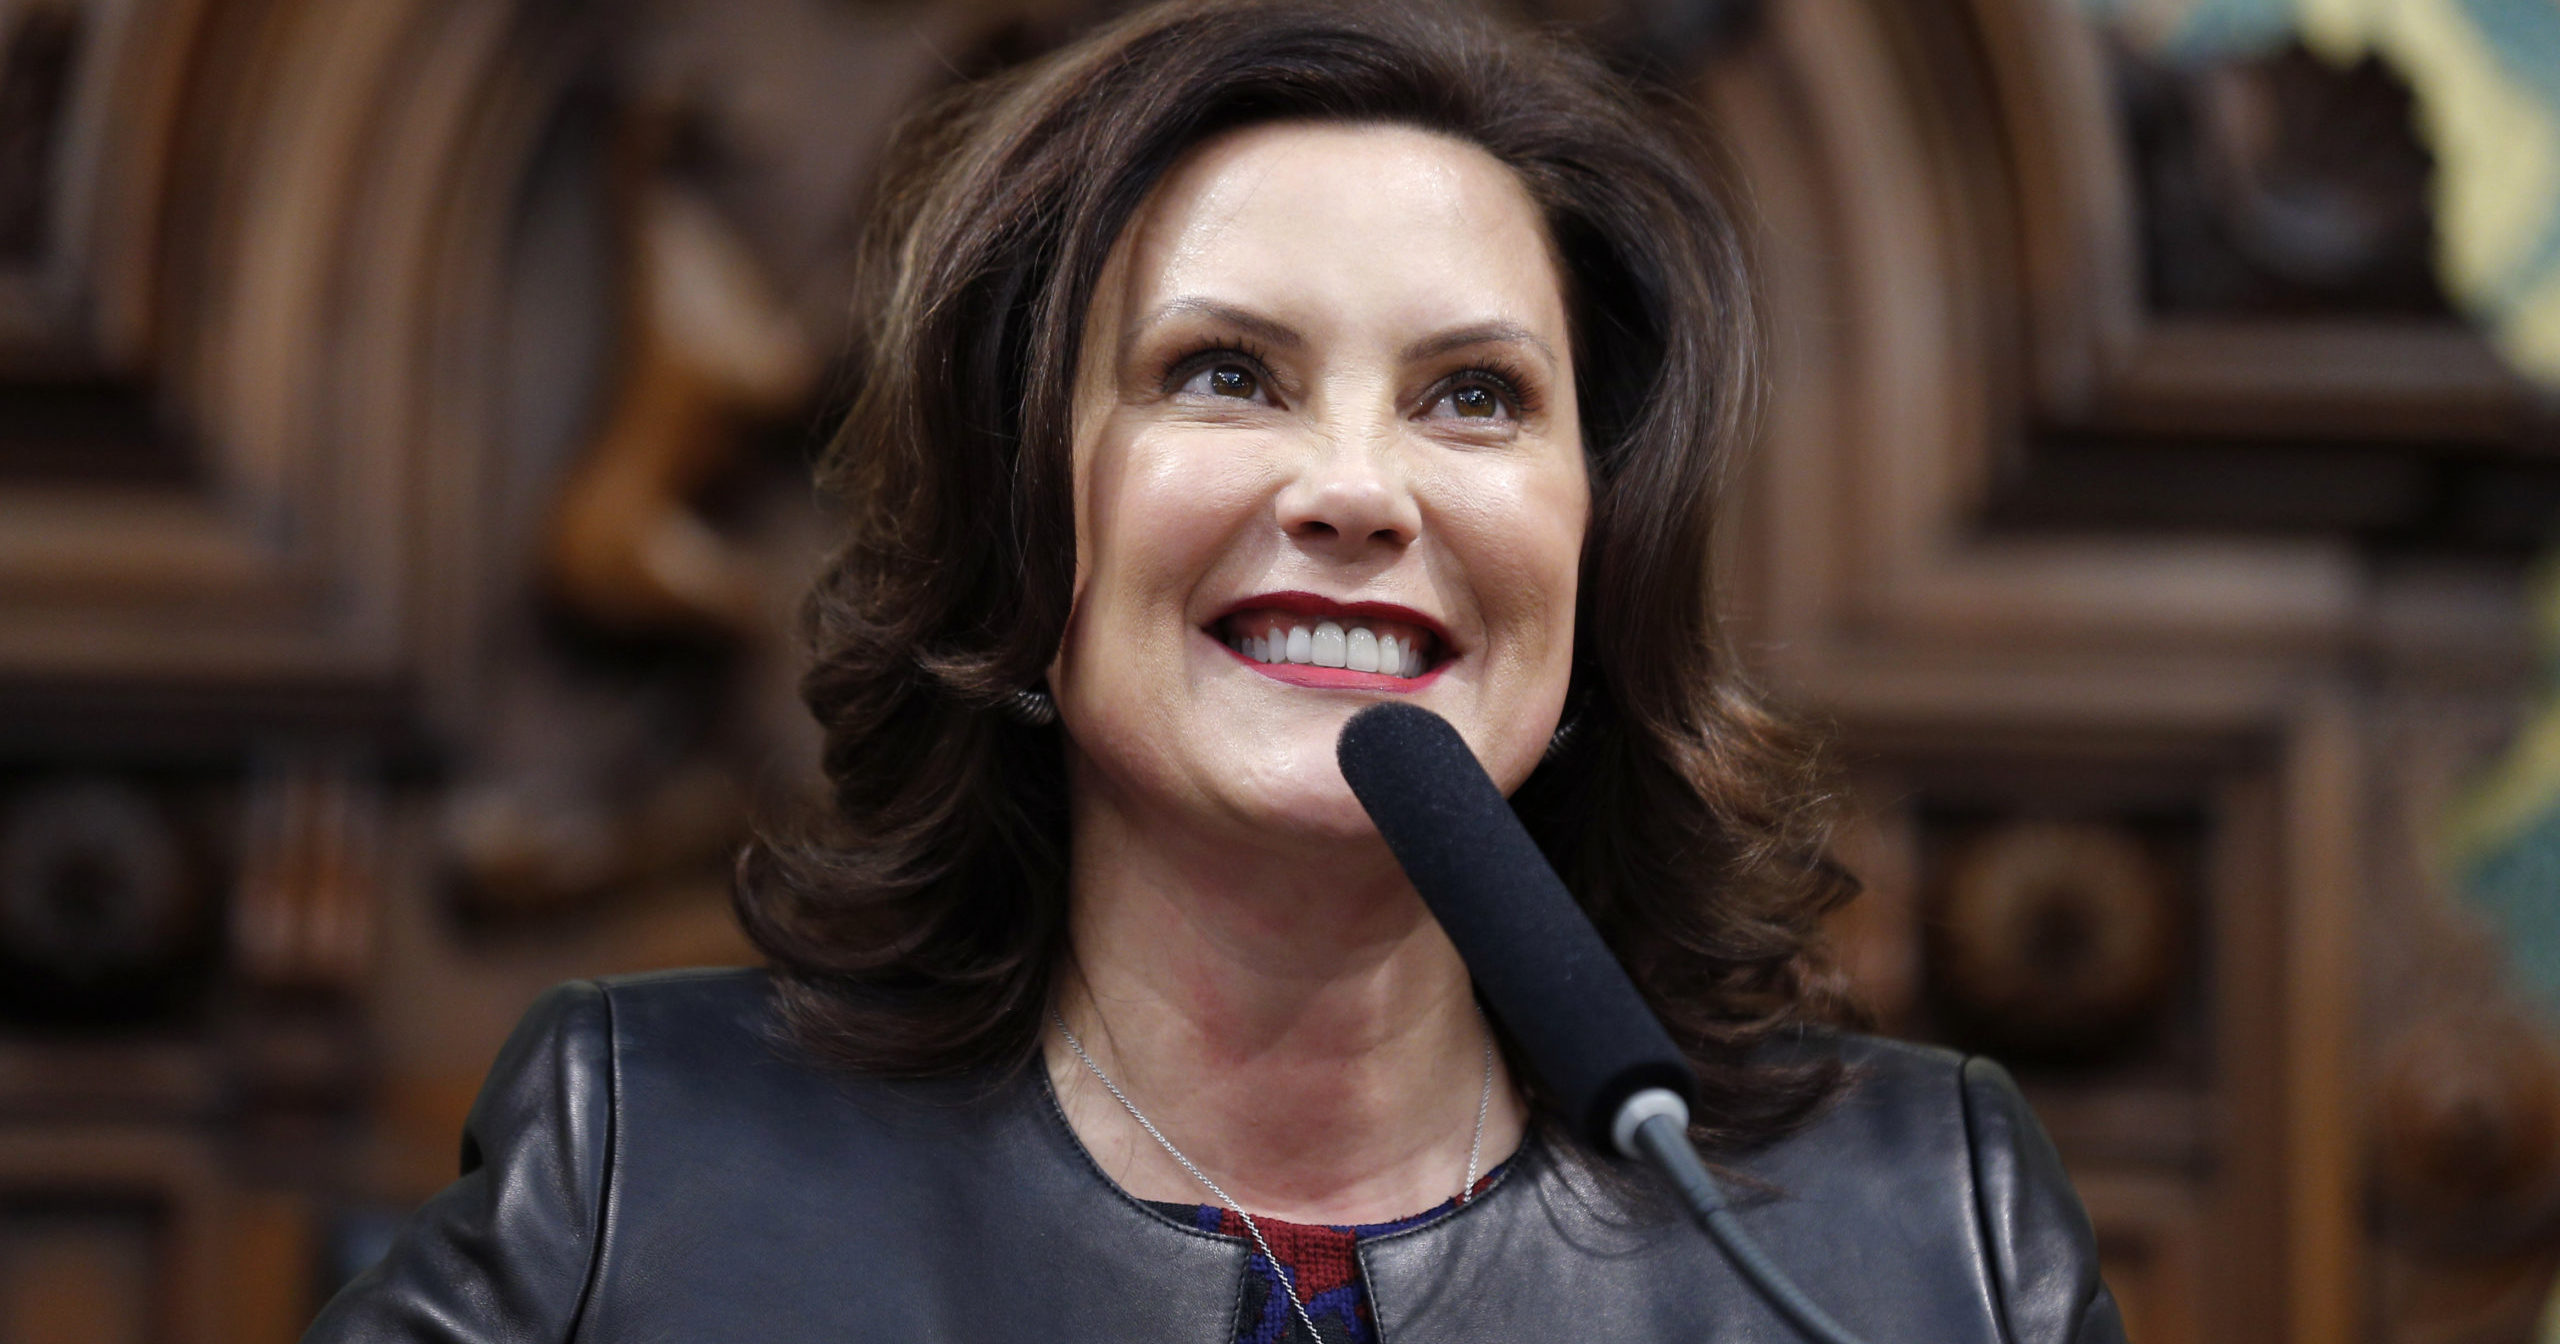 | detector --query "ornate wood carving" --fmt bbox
[1928,820,2185,1060]
[233,754,378,994]
[1706,0,2560,1338]
[2119,44,2444,319]
[2375,1009,2560,1246]
[3,0,2555,1338]
[0,1,1056,1333]
[1967,0,2557,549]
[0,776,212,1022]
